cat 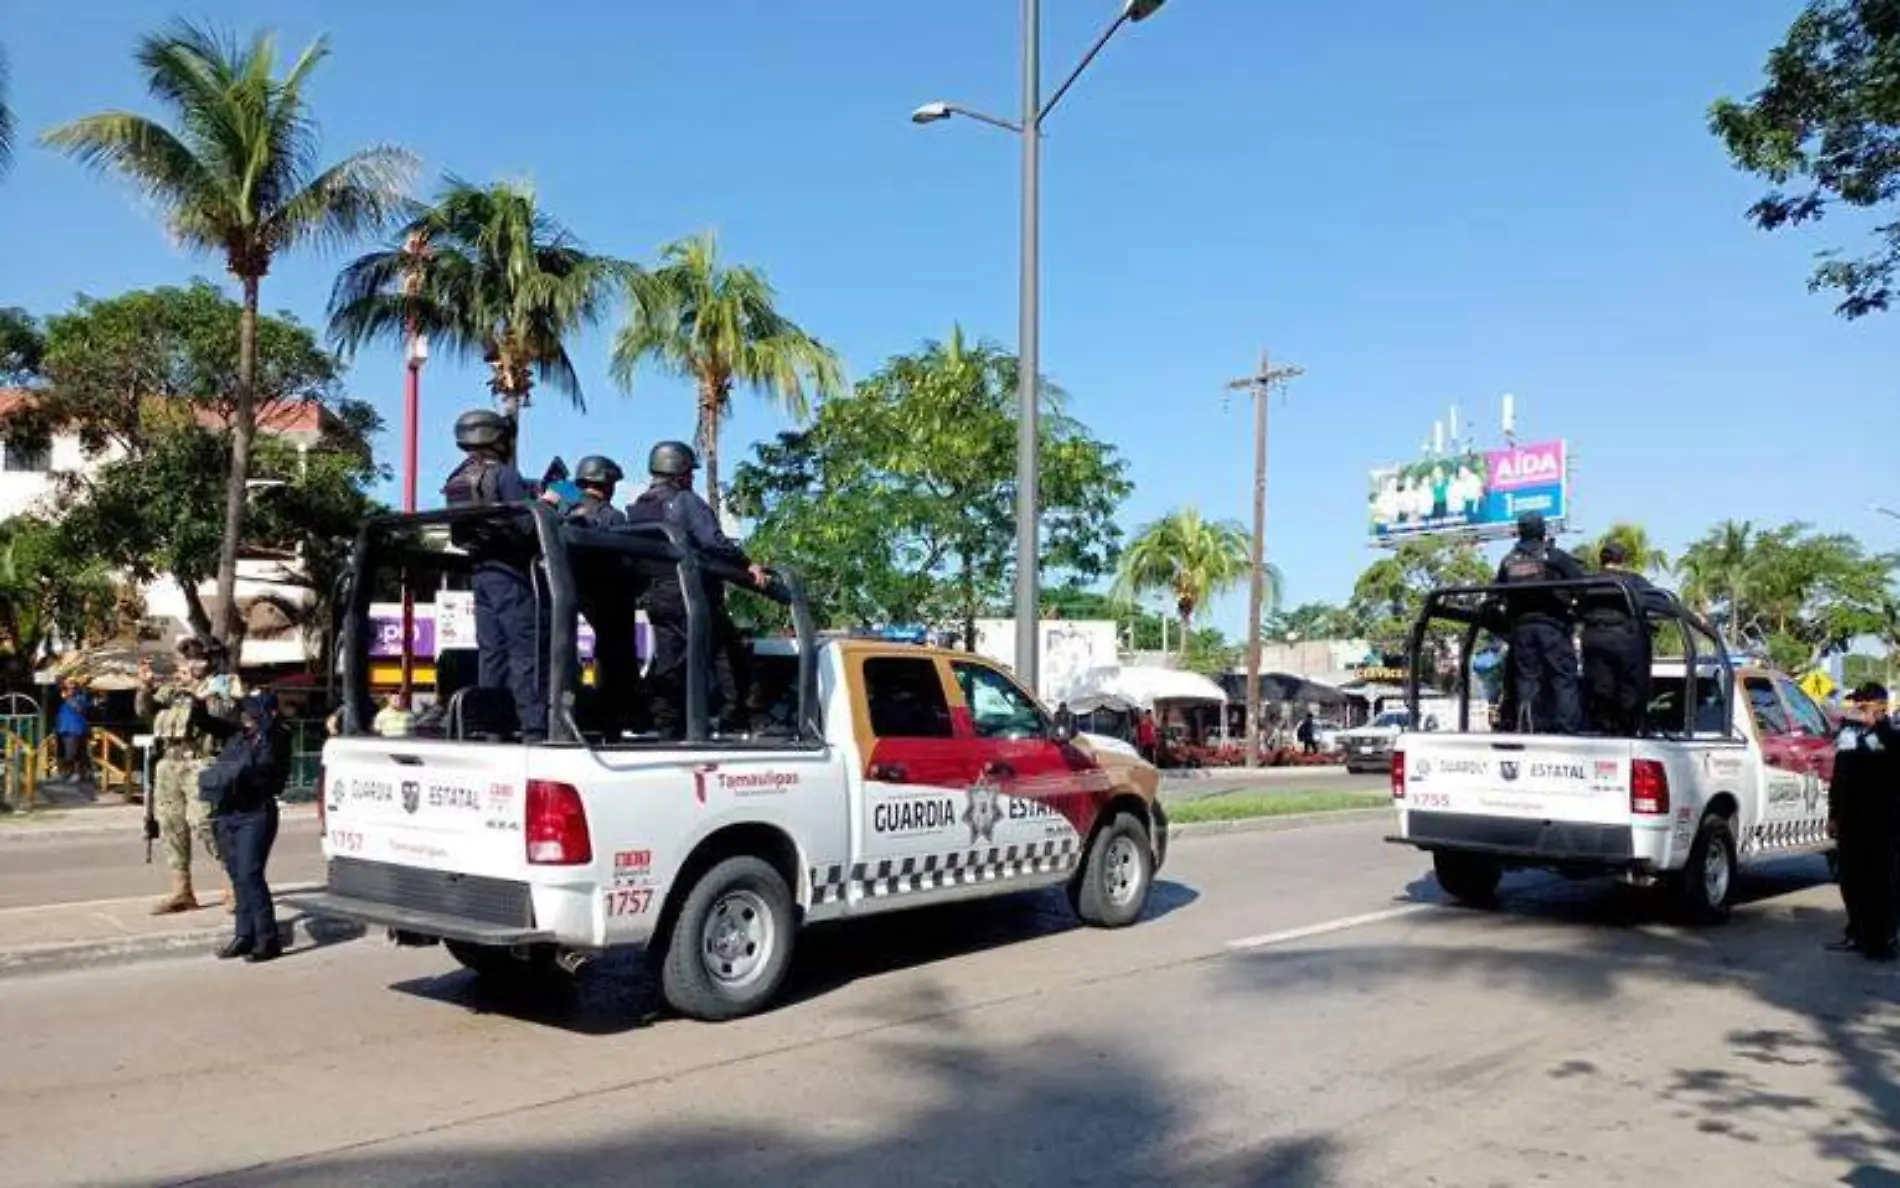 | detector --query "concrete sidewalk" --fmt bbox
[0,802,319,842]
